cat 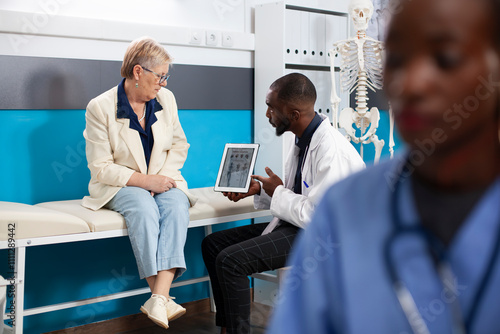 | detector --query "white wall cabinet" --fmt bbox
[254,1,349,177]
